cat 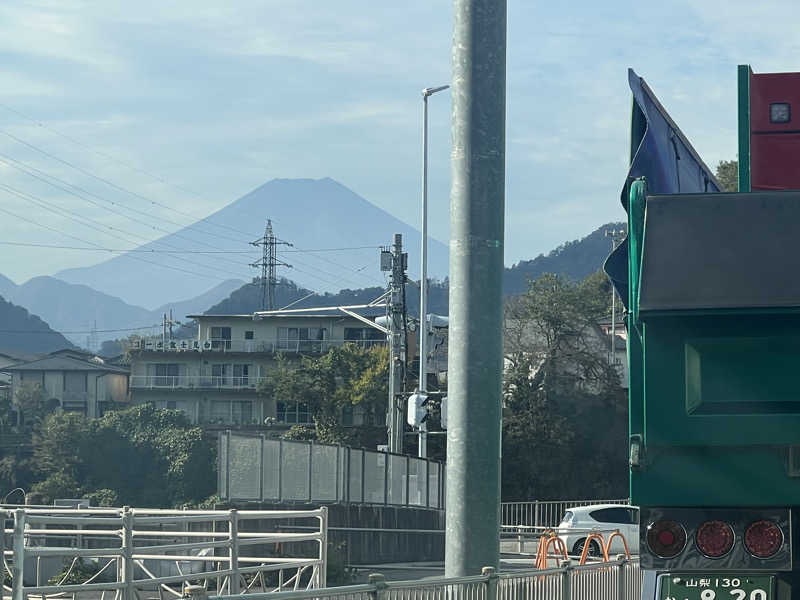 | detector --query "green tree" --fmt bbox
[716,159,738,192]
[502,272,627,500]
[28,405,215,507]
[259,345,389,445]
[13,384,58,433]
